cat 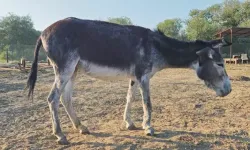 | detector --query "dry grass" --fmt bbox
[1,64,250,150]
